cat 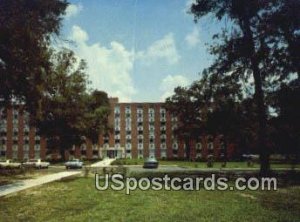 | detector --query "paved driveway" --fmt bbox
[91,158,115,167]
[0,171,80,197]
